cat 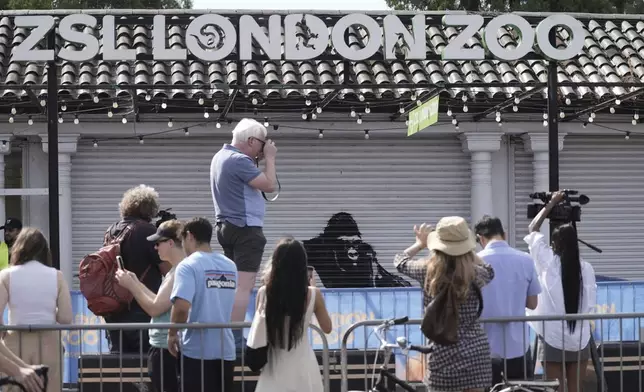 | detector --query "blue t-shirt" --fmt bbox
[170,251,238,361]
[210,144,265,227]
